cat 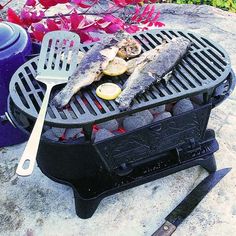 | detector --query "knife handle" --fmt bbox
[151,221,177,236]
